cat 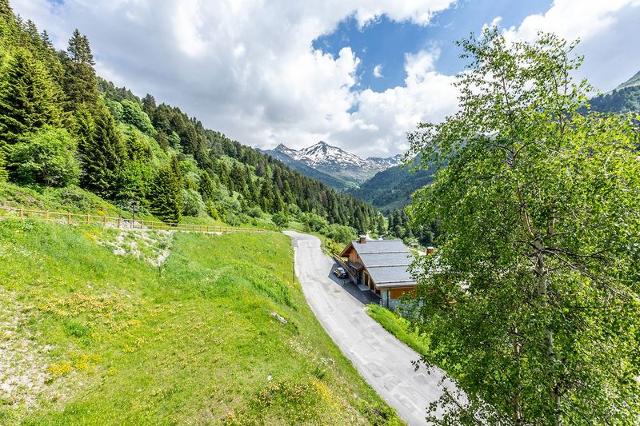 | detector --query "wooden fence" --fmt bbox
[0,205,269,234]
